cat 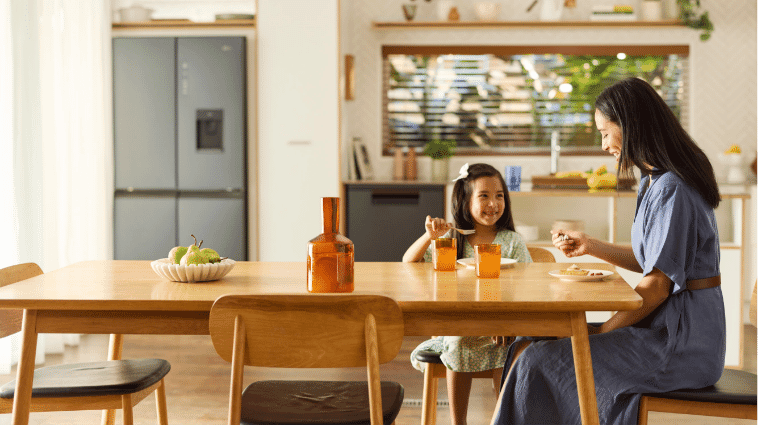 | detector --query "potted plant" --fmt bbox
[677,0,714,41]
[423,139,456,182]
